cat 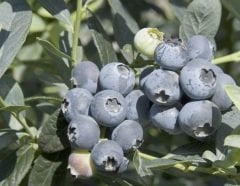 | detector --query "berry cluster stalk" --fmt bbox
[72,0,83,64]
